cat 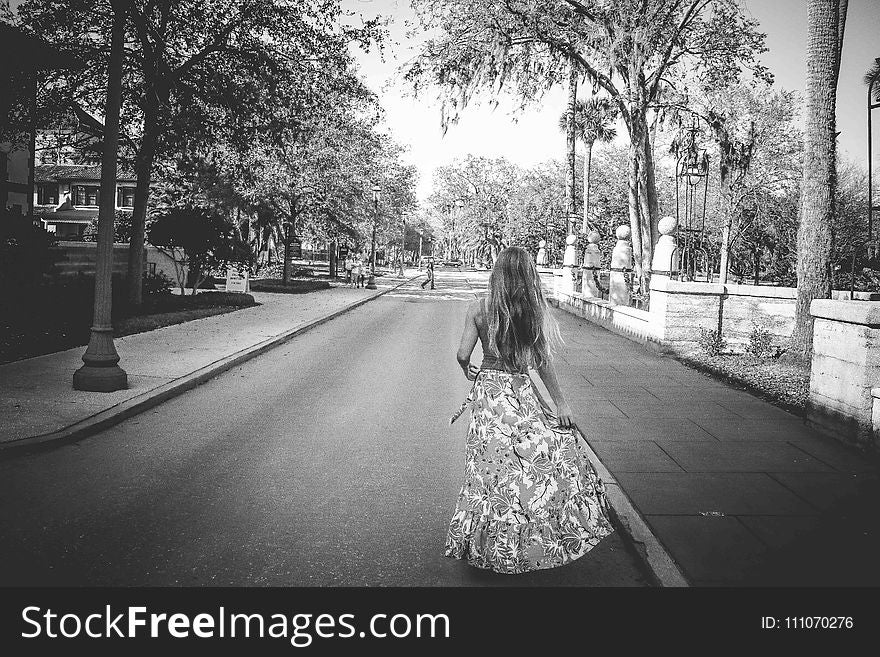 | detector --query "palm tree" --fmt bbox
[559,97,618,234]
[564,60,578,236]
[791,0,848,357]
